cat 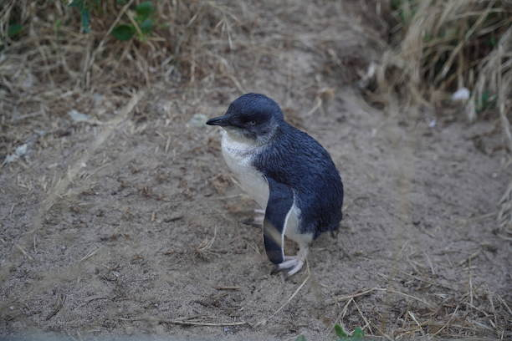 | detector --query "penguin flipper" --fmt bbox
[263,177,294,265]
